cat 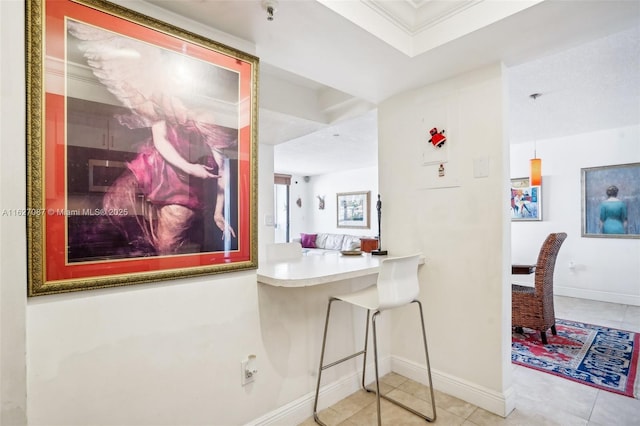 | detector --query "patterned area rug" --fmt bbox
[512,319,640,399]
